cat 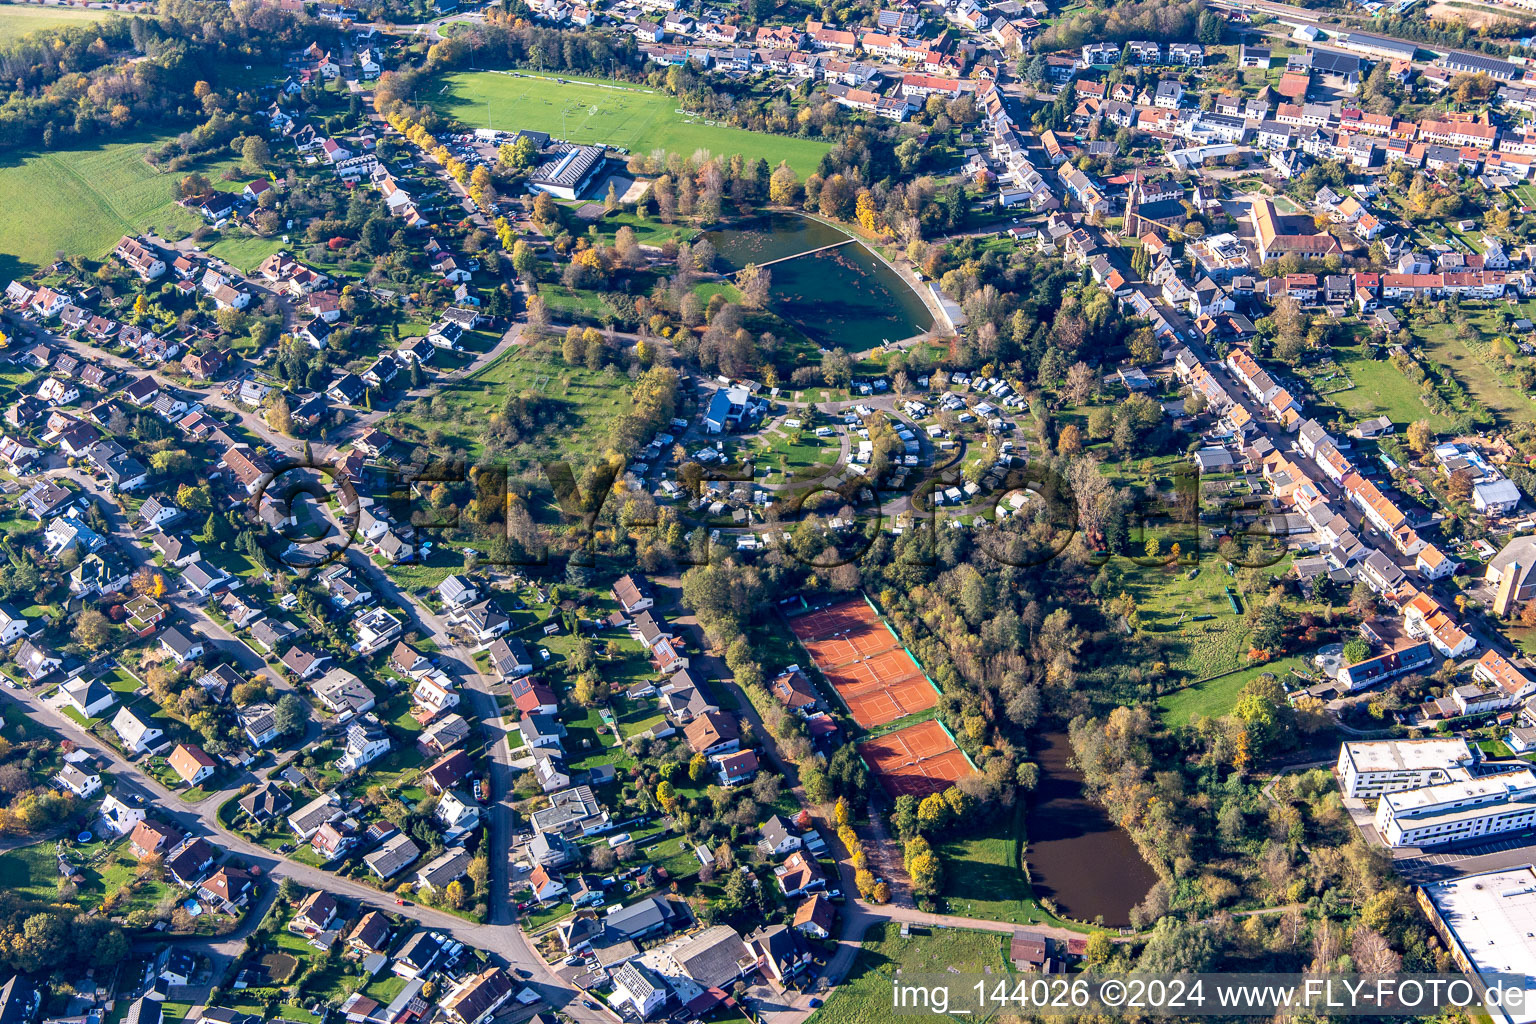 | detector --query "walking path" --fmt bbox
[740,239,856,271]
